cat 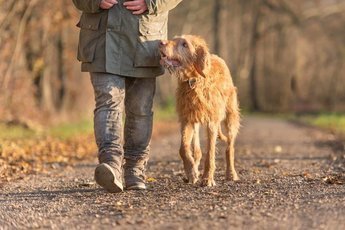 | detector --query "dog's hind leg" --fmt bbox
[201,122,217,187]
[225,132,239,181]
[180,121,198,184]
[192,123,201,177]
[225,91,240,181]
